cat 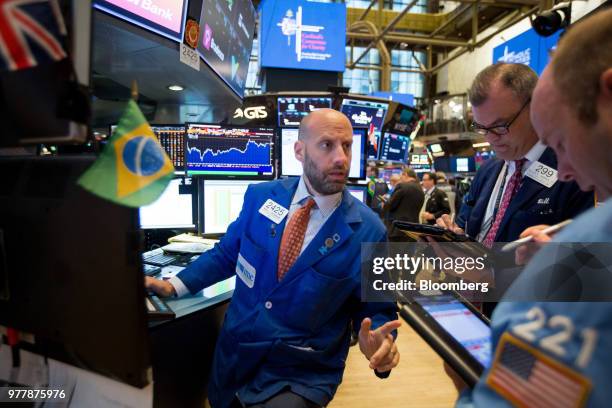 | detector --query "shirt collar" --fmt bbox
[505,140,547,166]
[293,176,342,218]
[425,186,435,195]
